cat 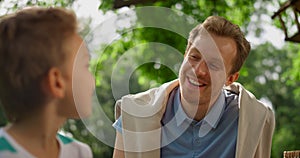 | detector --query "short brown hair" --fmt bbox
[188,16,251,75]
[0,7,77,122]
